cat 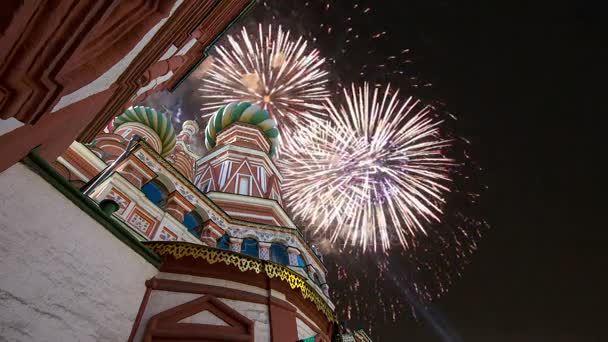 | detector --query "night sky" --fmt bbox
[381,1,605,341]
[143,1,606,340]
